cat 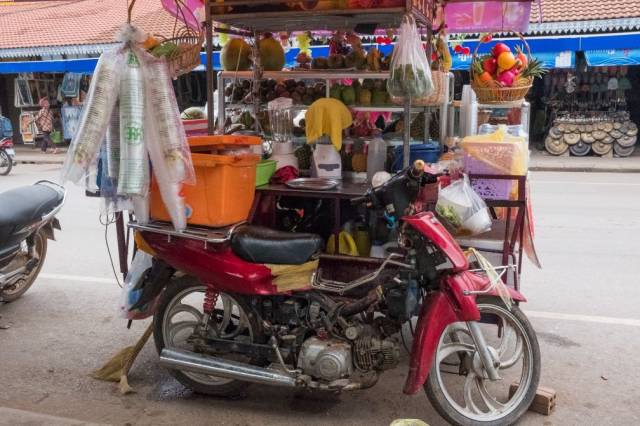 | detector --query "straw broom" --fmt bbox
[91,323,153,394]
